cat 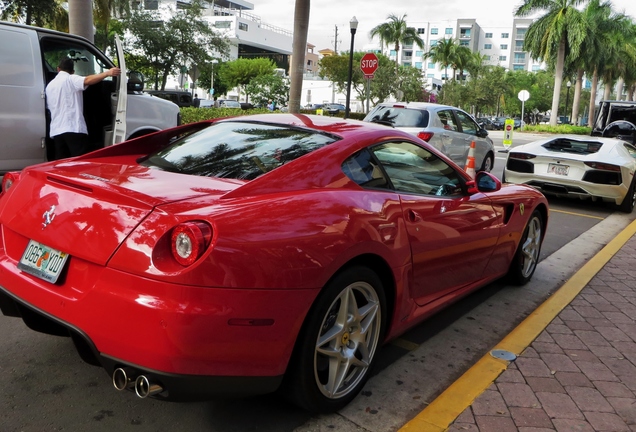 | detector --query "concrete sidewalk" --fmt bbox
[401,222,636,432]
